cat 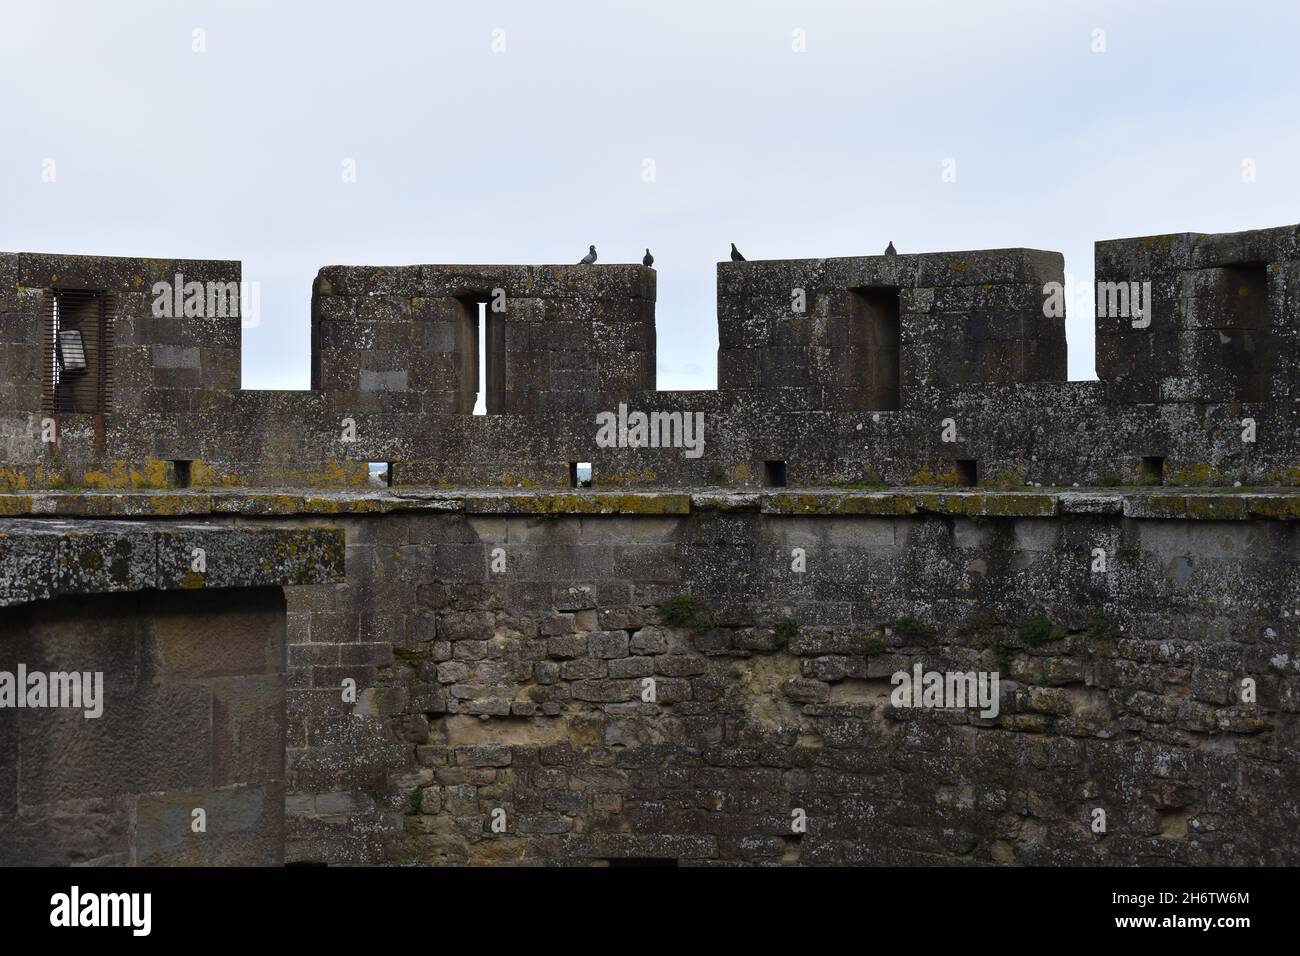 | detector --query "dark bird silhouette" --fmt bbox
[730,243,745,262]
[884,241,897,256]
[578,245,597,265]
[643,248,654,267]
